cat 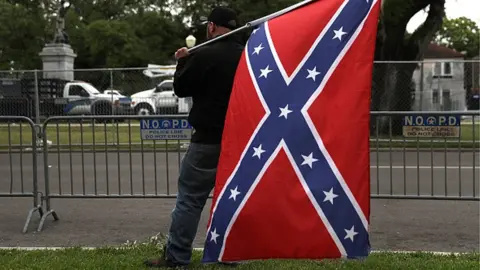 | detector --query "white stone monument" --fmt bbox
[38,0,76,81]
[38,43,77,81]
